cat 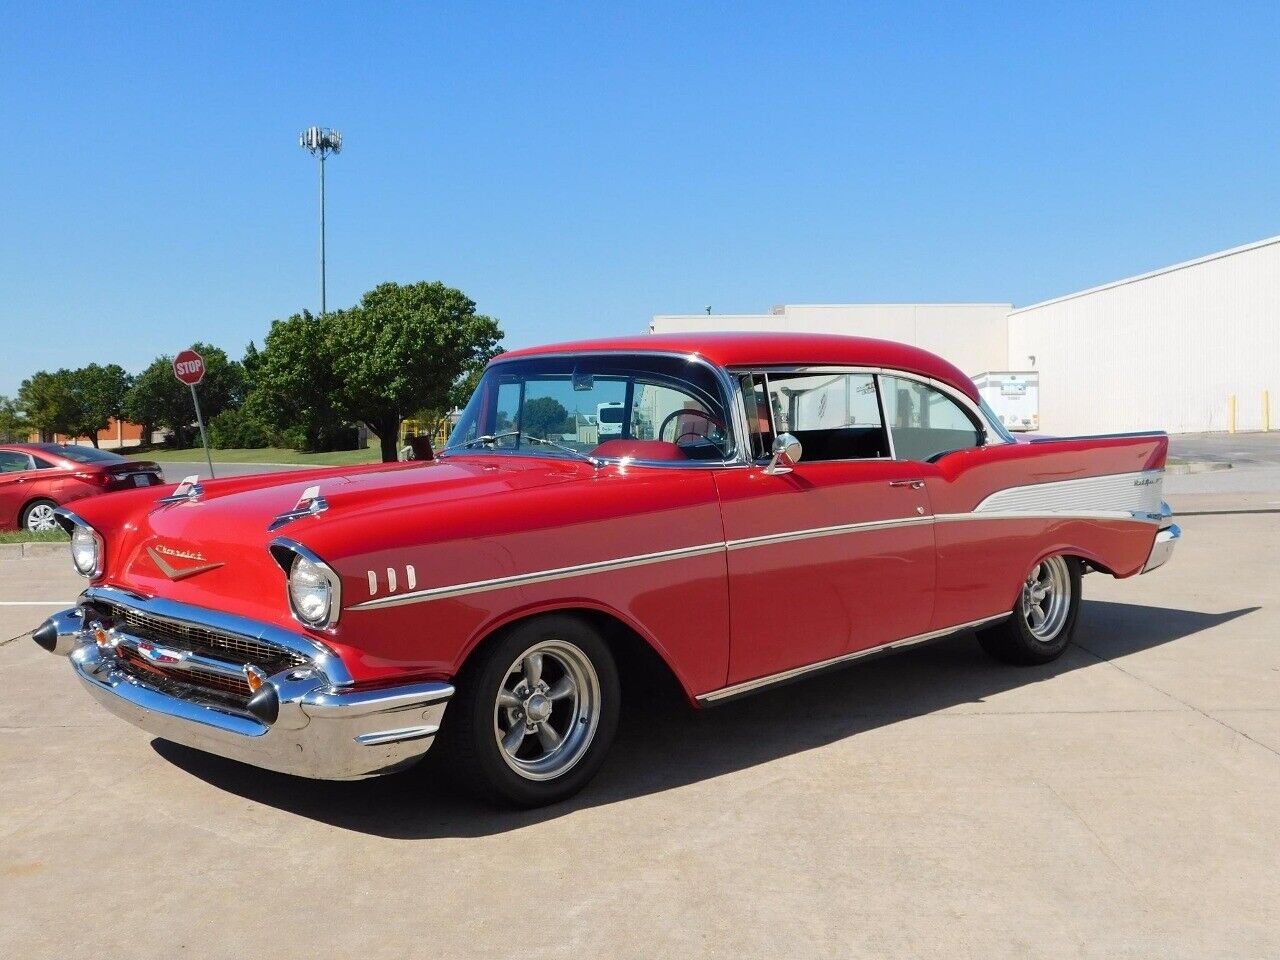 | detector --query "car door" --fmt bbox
[0,450,38,529]
[877,374,996,630]
[713,370,937,687]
